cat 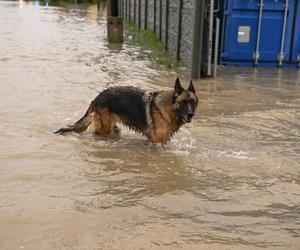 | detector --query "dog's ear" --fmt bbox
[188,80,195,93]
[174,77,183,94]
